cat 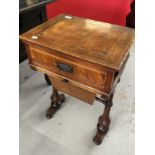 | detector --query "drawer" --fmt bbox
[28,46,107,91]
[48,75,95,105]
